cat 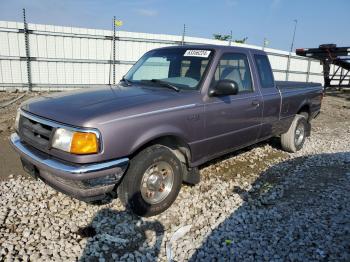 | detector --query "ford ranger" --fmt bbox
[10,45,323,216]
